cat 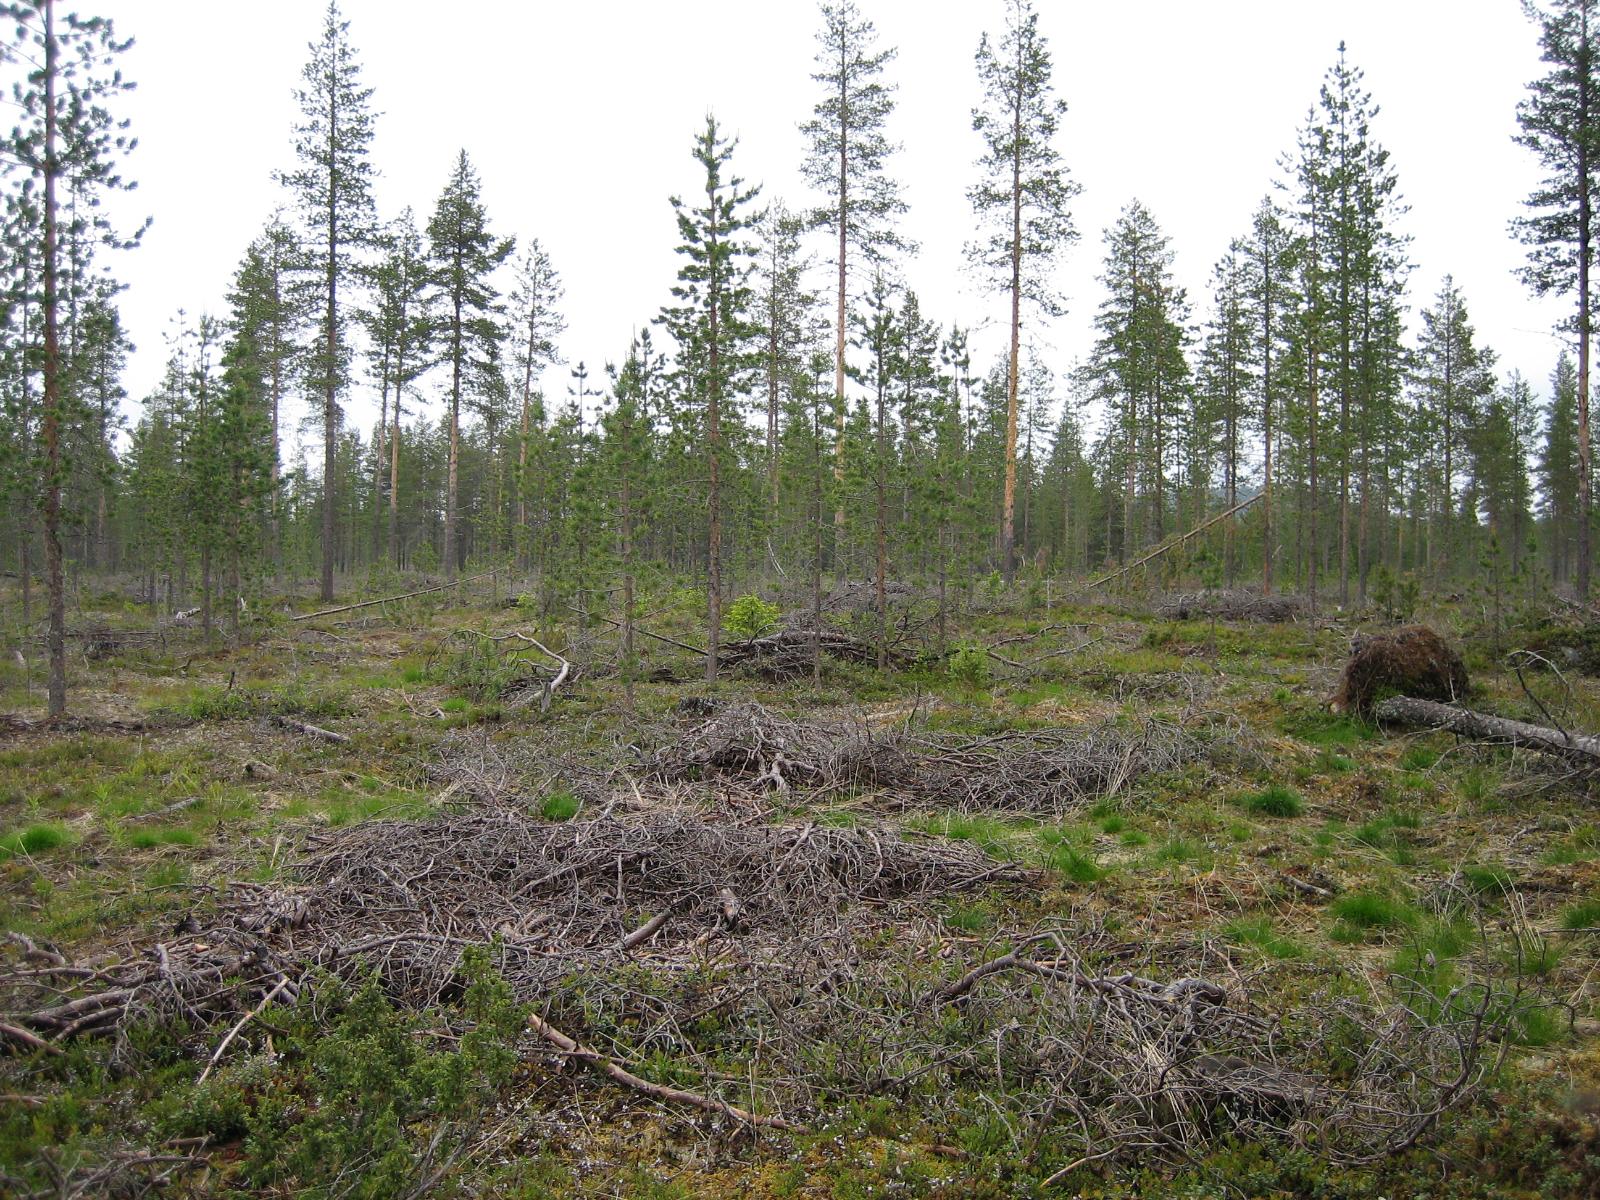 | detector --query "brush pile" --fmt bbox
[0,819,1507,1168]
[1155,589,1305,622]
[650,701,1204,811]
